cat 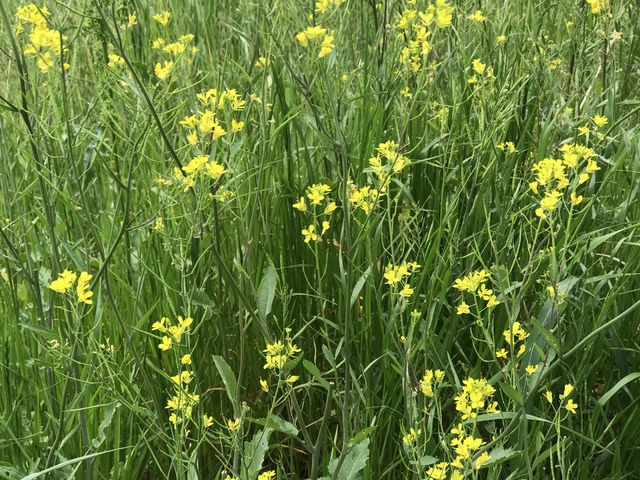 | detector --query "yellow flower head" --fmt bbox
[49,270,77,294]
[77,271,94,304]
[153,11,171,26]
